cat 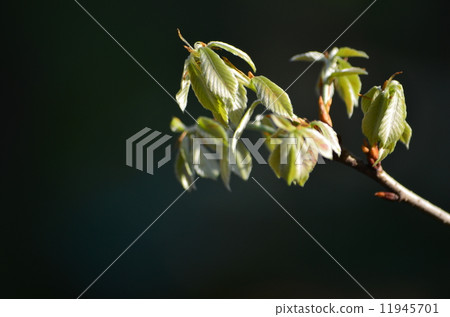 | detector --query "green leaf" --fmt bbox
[176,57,191,112]
[188,60,229,125]
[377,81,407,147]
[268,114,295,132]
[335,47,369,59]
[231,140,252,181]
[268,135,315,187]
[197,116,229,145]
[268,138,295,185]
[220,146,231,190]
[328,67,368,80]
[211,106,229,127]
[198,46,238,100]
[268,141,281,178]
[334,59,362,117]
[335,75,361,117]
[255,116,278,152]
[170,116,186,133]
[361,80,410,163]
[227,84,248,126]
[281,141,299,186]
[175,153,195,190]
[192,144,220,179]
[175,137,196,190]
[264,136,278,152]
[300,127,333,160]
[230,100,260,154]
[208,41,256,72]
[376,141,397,165]
[362,91,386,146]
[361,86,381,113]
[251,76,294,118]
[309,121,341,156]
[400,122,412,149]
[221,57,251,86]
[257,115,277,132]
[290,51,325,62]
[231,69,251,86]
